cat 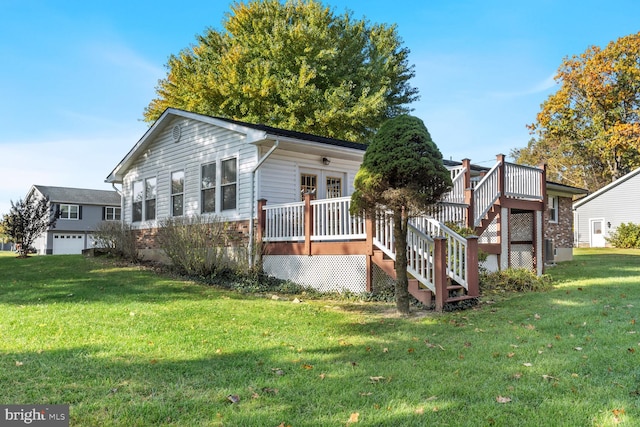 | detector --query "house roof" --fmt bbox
[106,108,369,183]
[30,185,121,206]
[546,181,588,196]
[573,167,640,209]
